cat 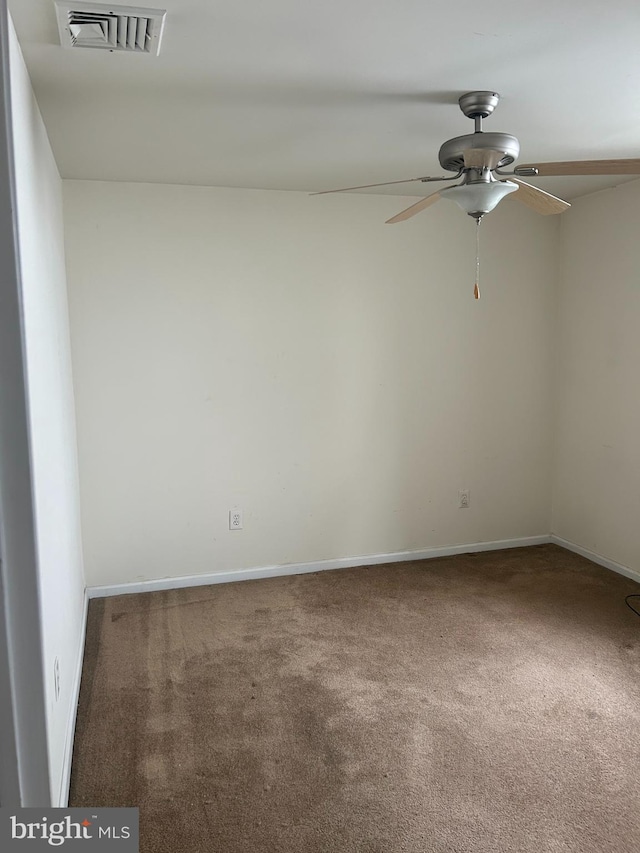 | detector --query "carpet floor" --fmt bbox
[69,544,640,852]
